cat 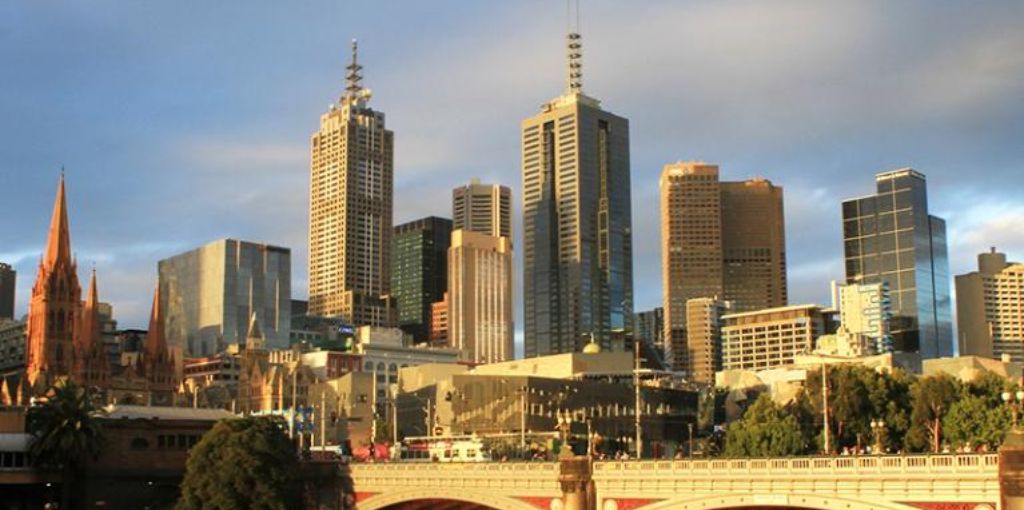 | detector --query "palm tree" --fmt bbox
[27,379,105,509]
